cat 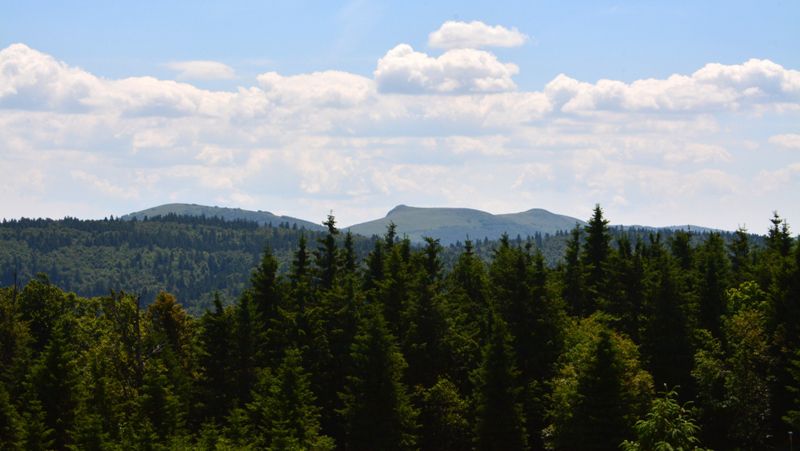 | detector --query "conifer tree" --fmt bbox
[233,293,259,405]
[444,240,490,394]
[696,233,731,336]
[339,306,417,451]
[197,294,235,423]
[418,377,471,451]
[30,319,81,449]
[0,383,23,450]
[474,311,527,451]
[642,242,694,393]
[315,214,340,290]
[557,330,633,450]
[248,348,333,450]
[729,227,753,285]
[582,205,613,312]
[250,246,282,336]
[563,225,586,316]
